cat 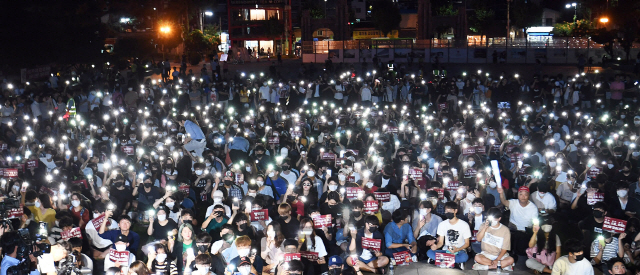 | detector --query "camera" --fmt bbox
[6,229,51,275]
